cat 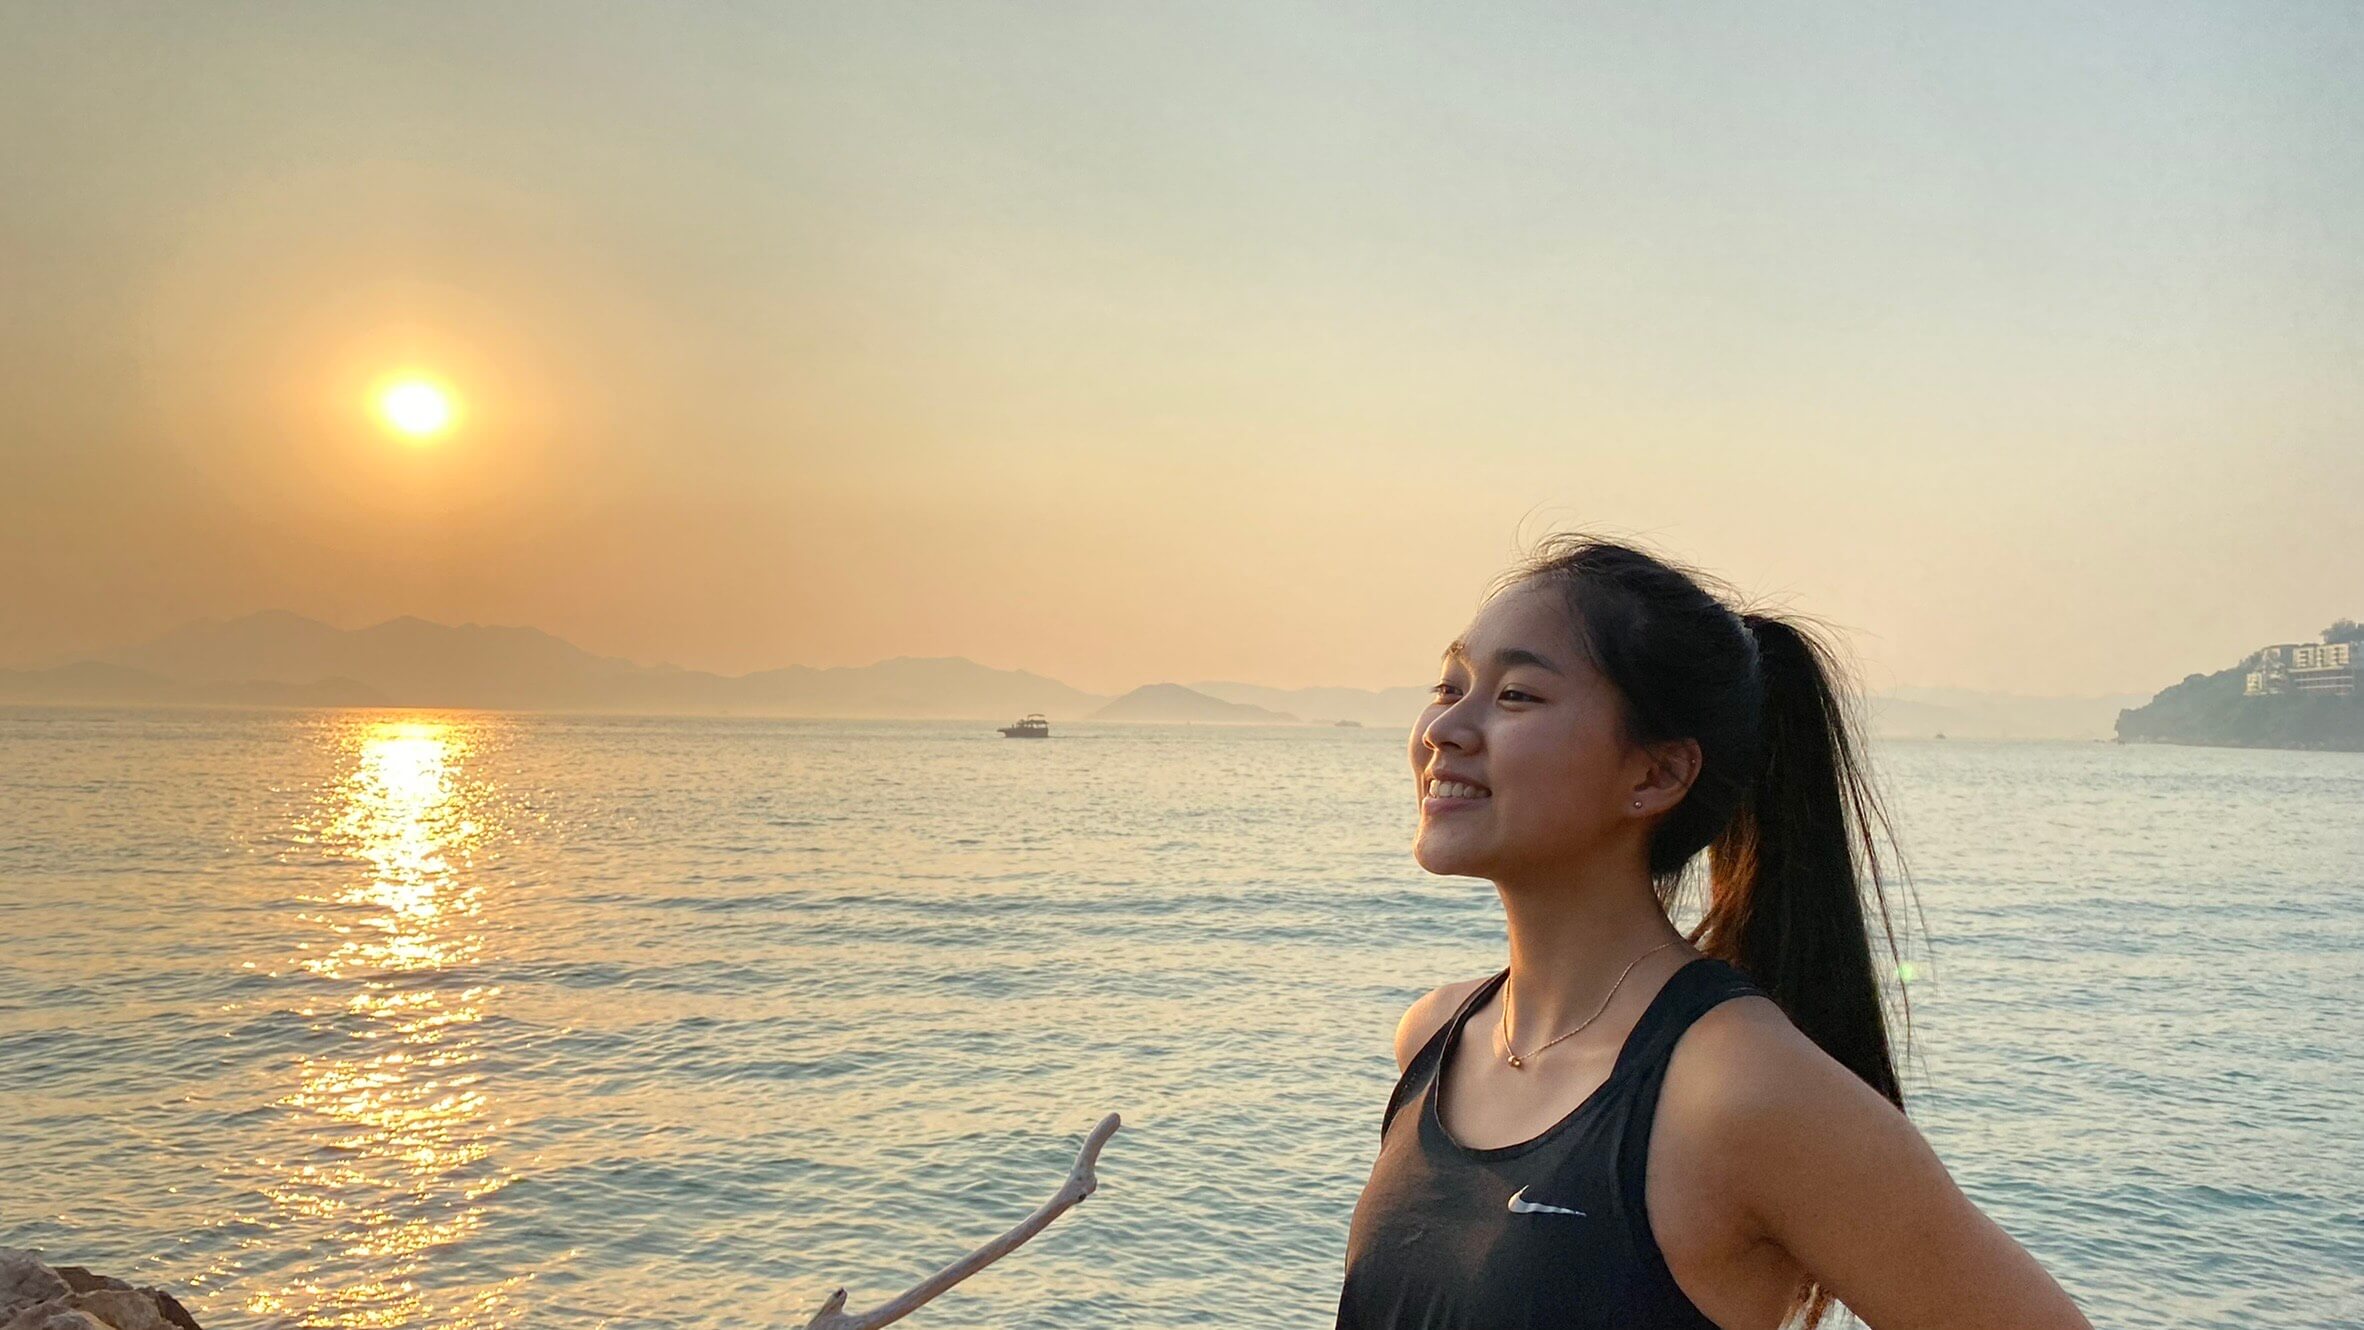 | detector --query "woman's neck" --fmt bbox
[1493,861,1695,1042]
